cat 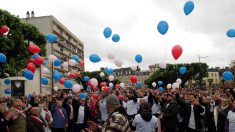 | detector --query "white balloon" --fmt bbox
[62,62,68,68]
[176,78,182,85]
[131,66,137,71]
[90,78,98,87]
[108,75,114,81]
[172,83,179,89]
[108,53,115,60]
[152,82,157,87]
[167,84,172,89]
[41,67,49,74]
[48,55,57,63]
[120,83,125,88]
[69,59,77,66]
[53,86,58,91]
[114,59,123,67]
[72,84,81,93]
[100,72,105,77]
[109,83,114,88]
[159,62,167,69]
